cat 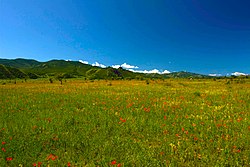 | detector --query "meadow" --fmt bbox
[0,78,249,166]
